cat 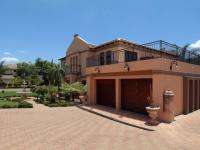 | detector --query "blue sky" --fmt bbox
[0,0,200,64]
